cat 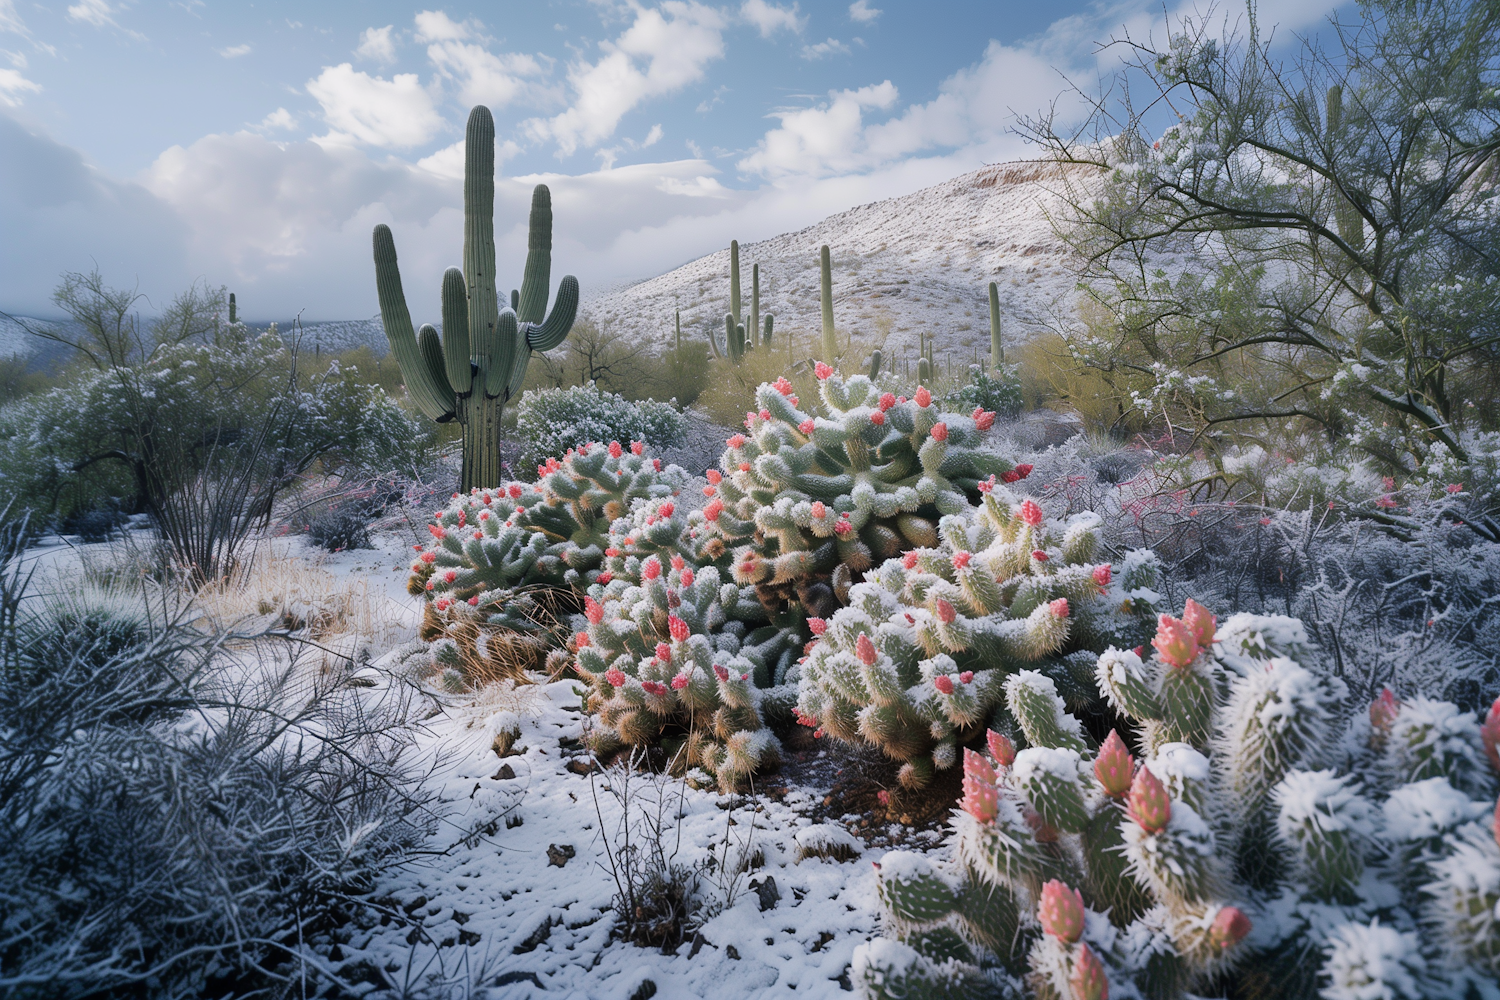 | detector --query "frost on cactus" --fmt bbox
[854,602,1500,1000]
[410,441,686,604]
[687,372,1021,617]
[571,537,801,790]
[793,493,1158,789]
